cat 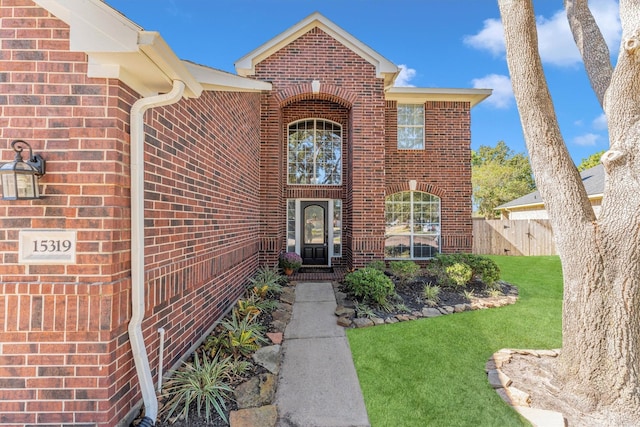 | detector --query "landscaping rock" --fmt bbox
[372,317,385,325]
[234,373,277,409]
[337,317,352,327]
[384,317,398,324]
[271,309,291,323]
[252,345,281,375]
[422,307,442,318]
[266,332,283,345]
[229,404,278,427]
[443,306,455,314]
[270,320,287,333]
[352,317,374,328]
[334,305,355,317]
[487,369,512,389]
[279,288,295,305]
[454,303,469,313]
